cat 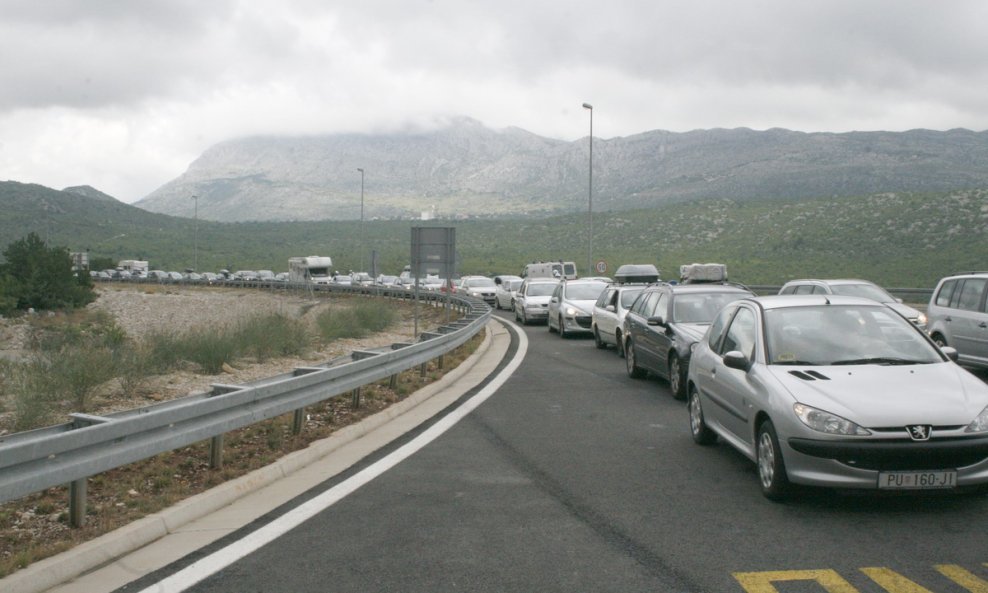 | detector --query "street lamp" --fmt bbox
[191,194,199,271]
[582,102,593,277]
[357,168,365,272]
